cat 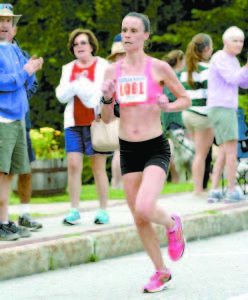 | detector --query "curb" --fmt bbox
[1,206,248,281]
